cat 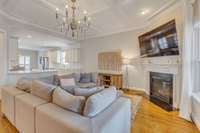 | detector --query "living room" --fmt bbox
[0,0,200,133]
